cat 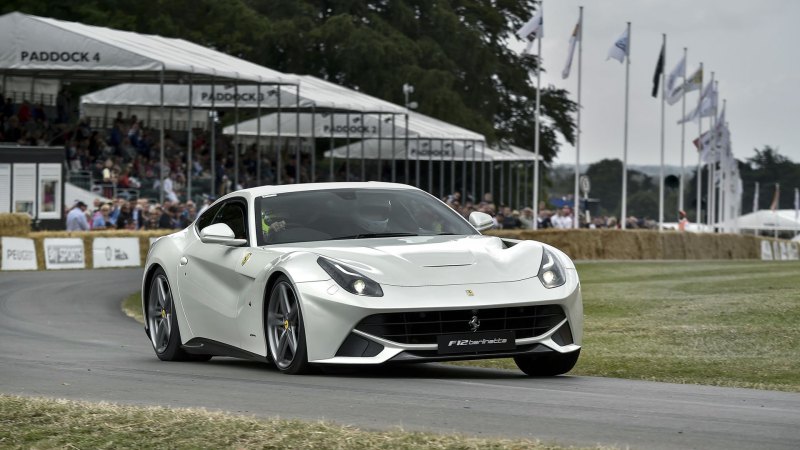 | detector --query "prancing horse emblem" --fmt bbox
[468,315,480,332]
[241,252,252,266]
[465,289,474,296]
